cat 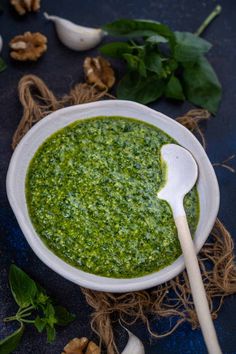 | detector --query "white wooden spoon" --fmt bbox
[158,143,222,354]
